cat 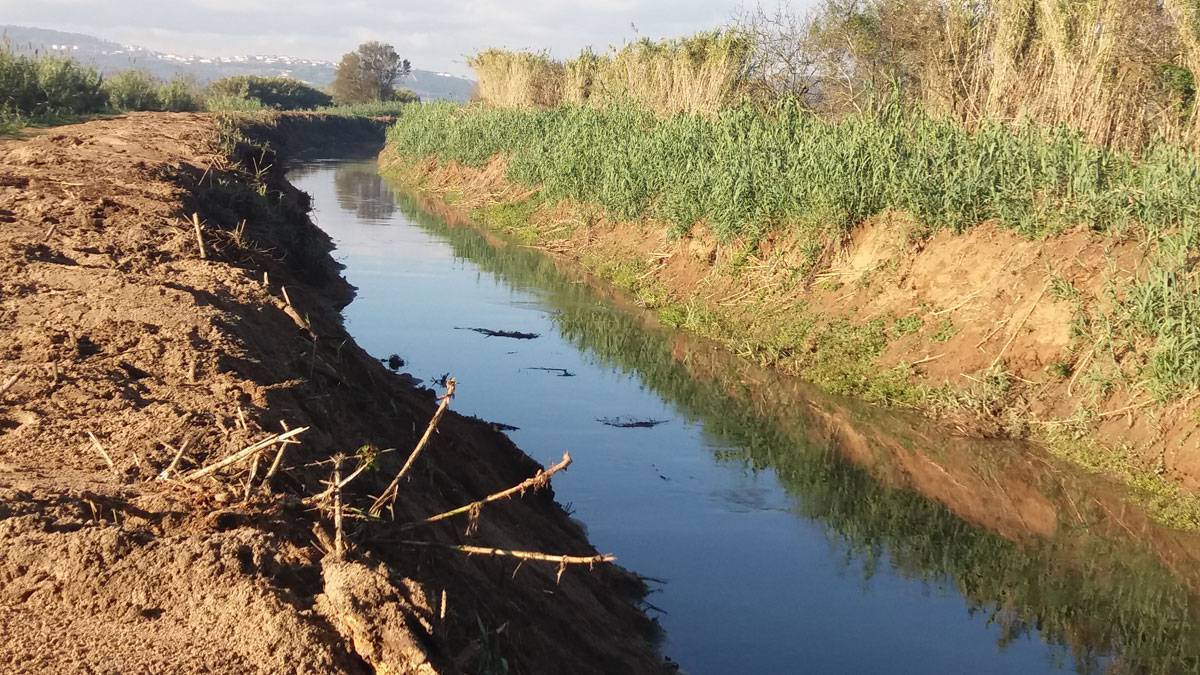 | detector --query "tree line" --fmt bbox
[1,40,419,132]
